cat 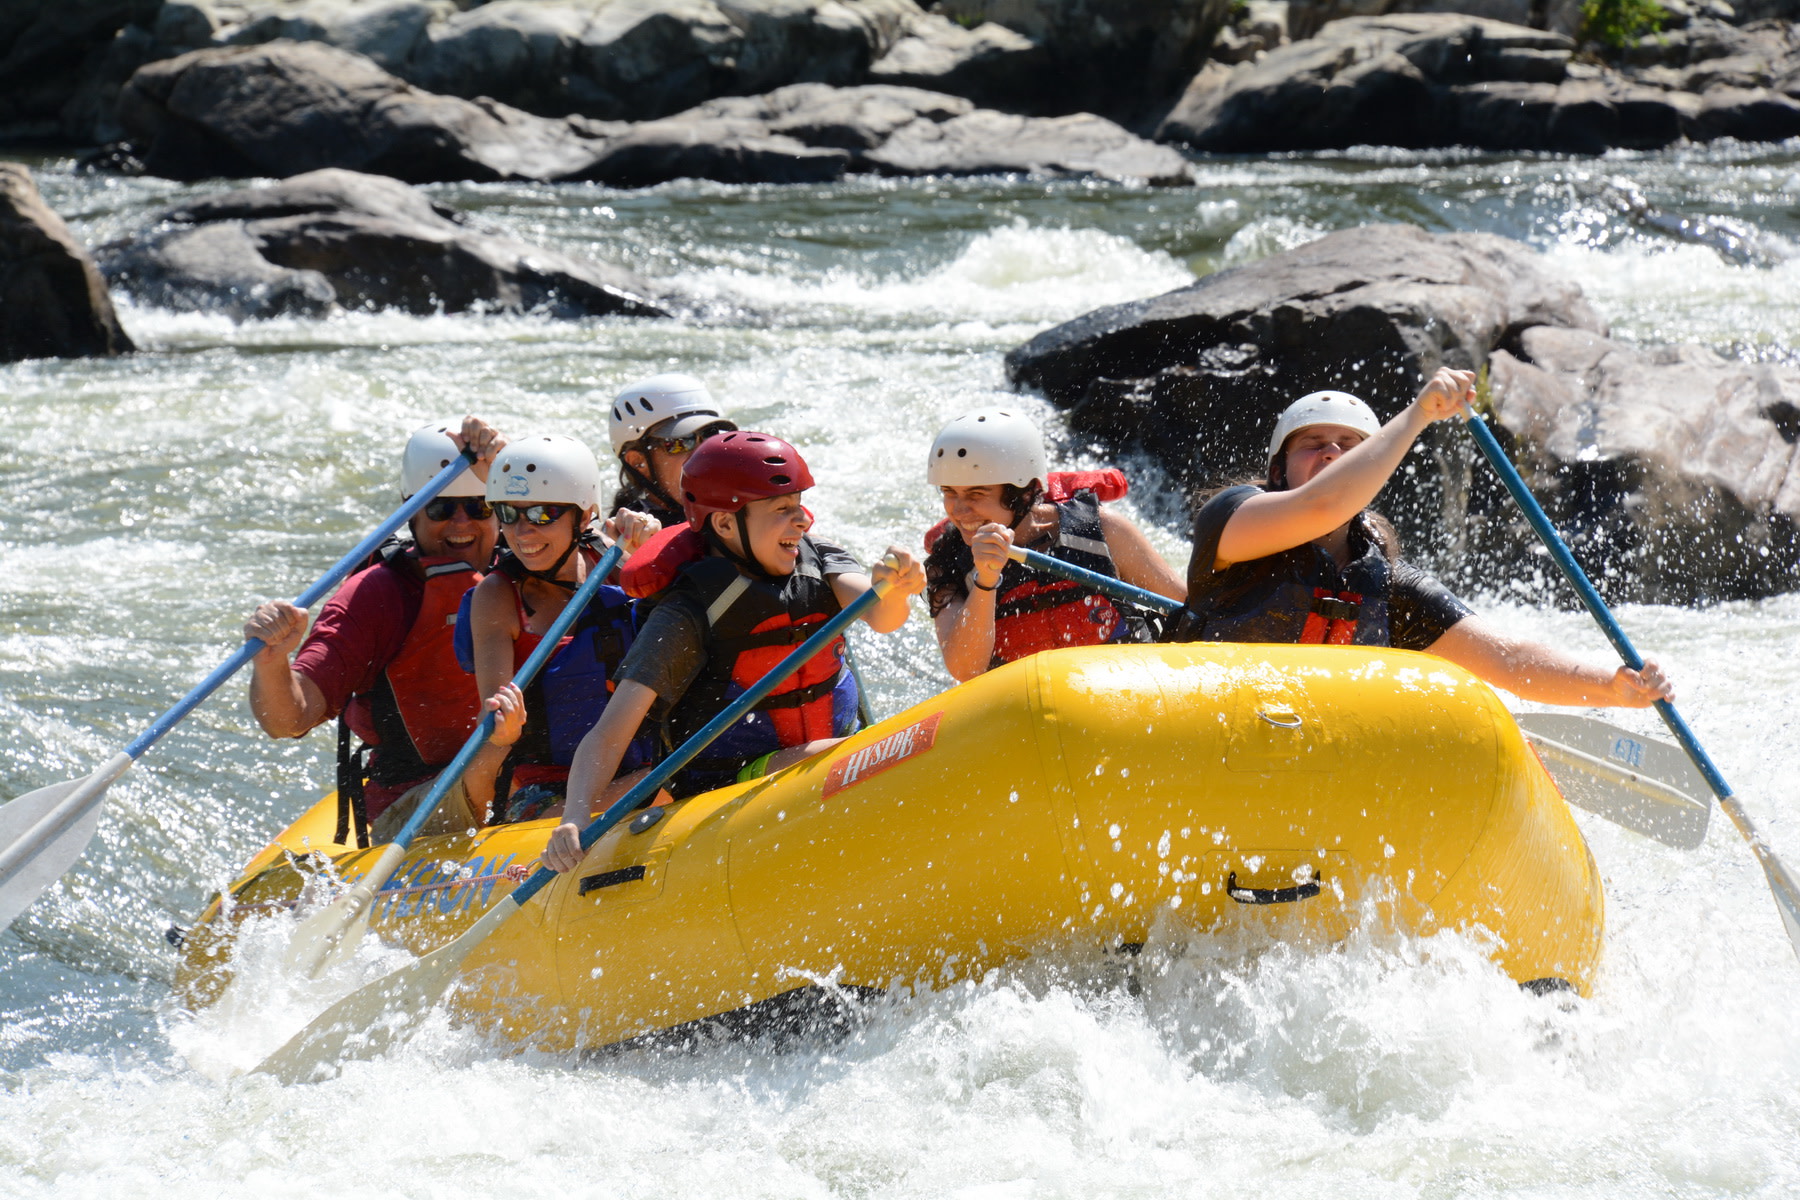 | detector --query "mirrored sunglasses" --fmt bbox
[494,502,574,527]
